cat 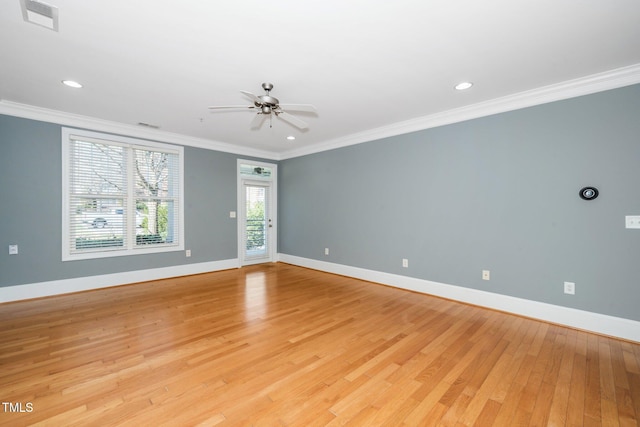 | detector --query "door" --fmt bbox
[237,160,277,266]
[242,182,272,264]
